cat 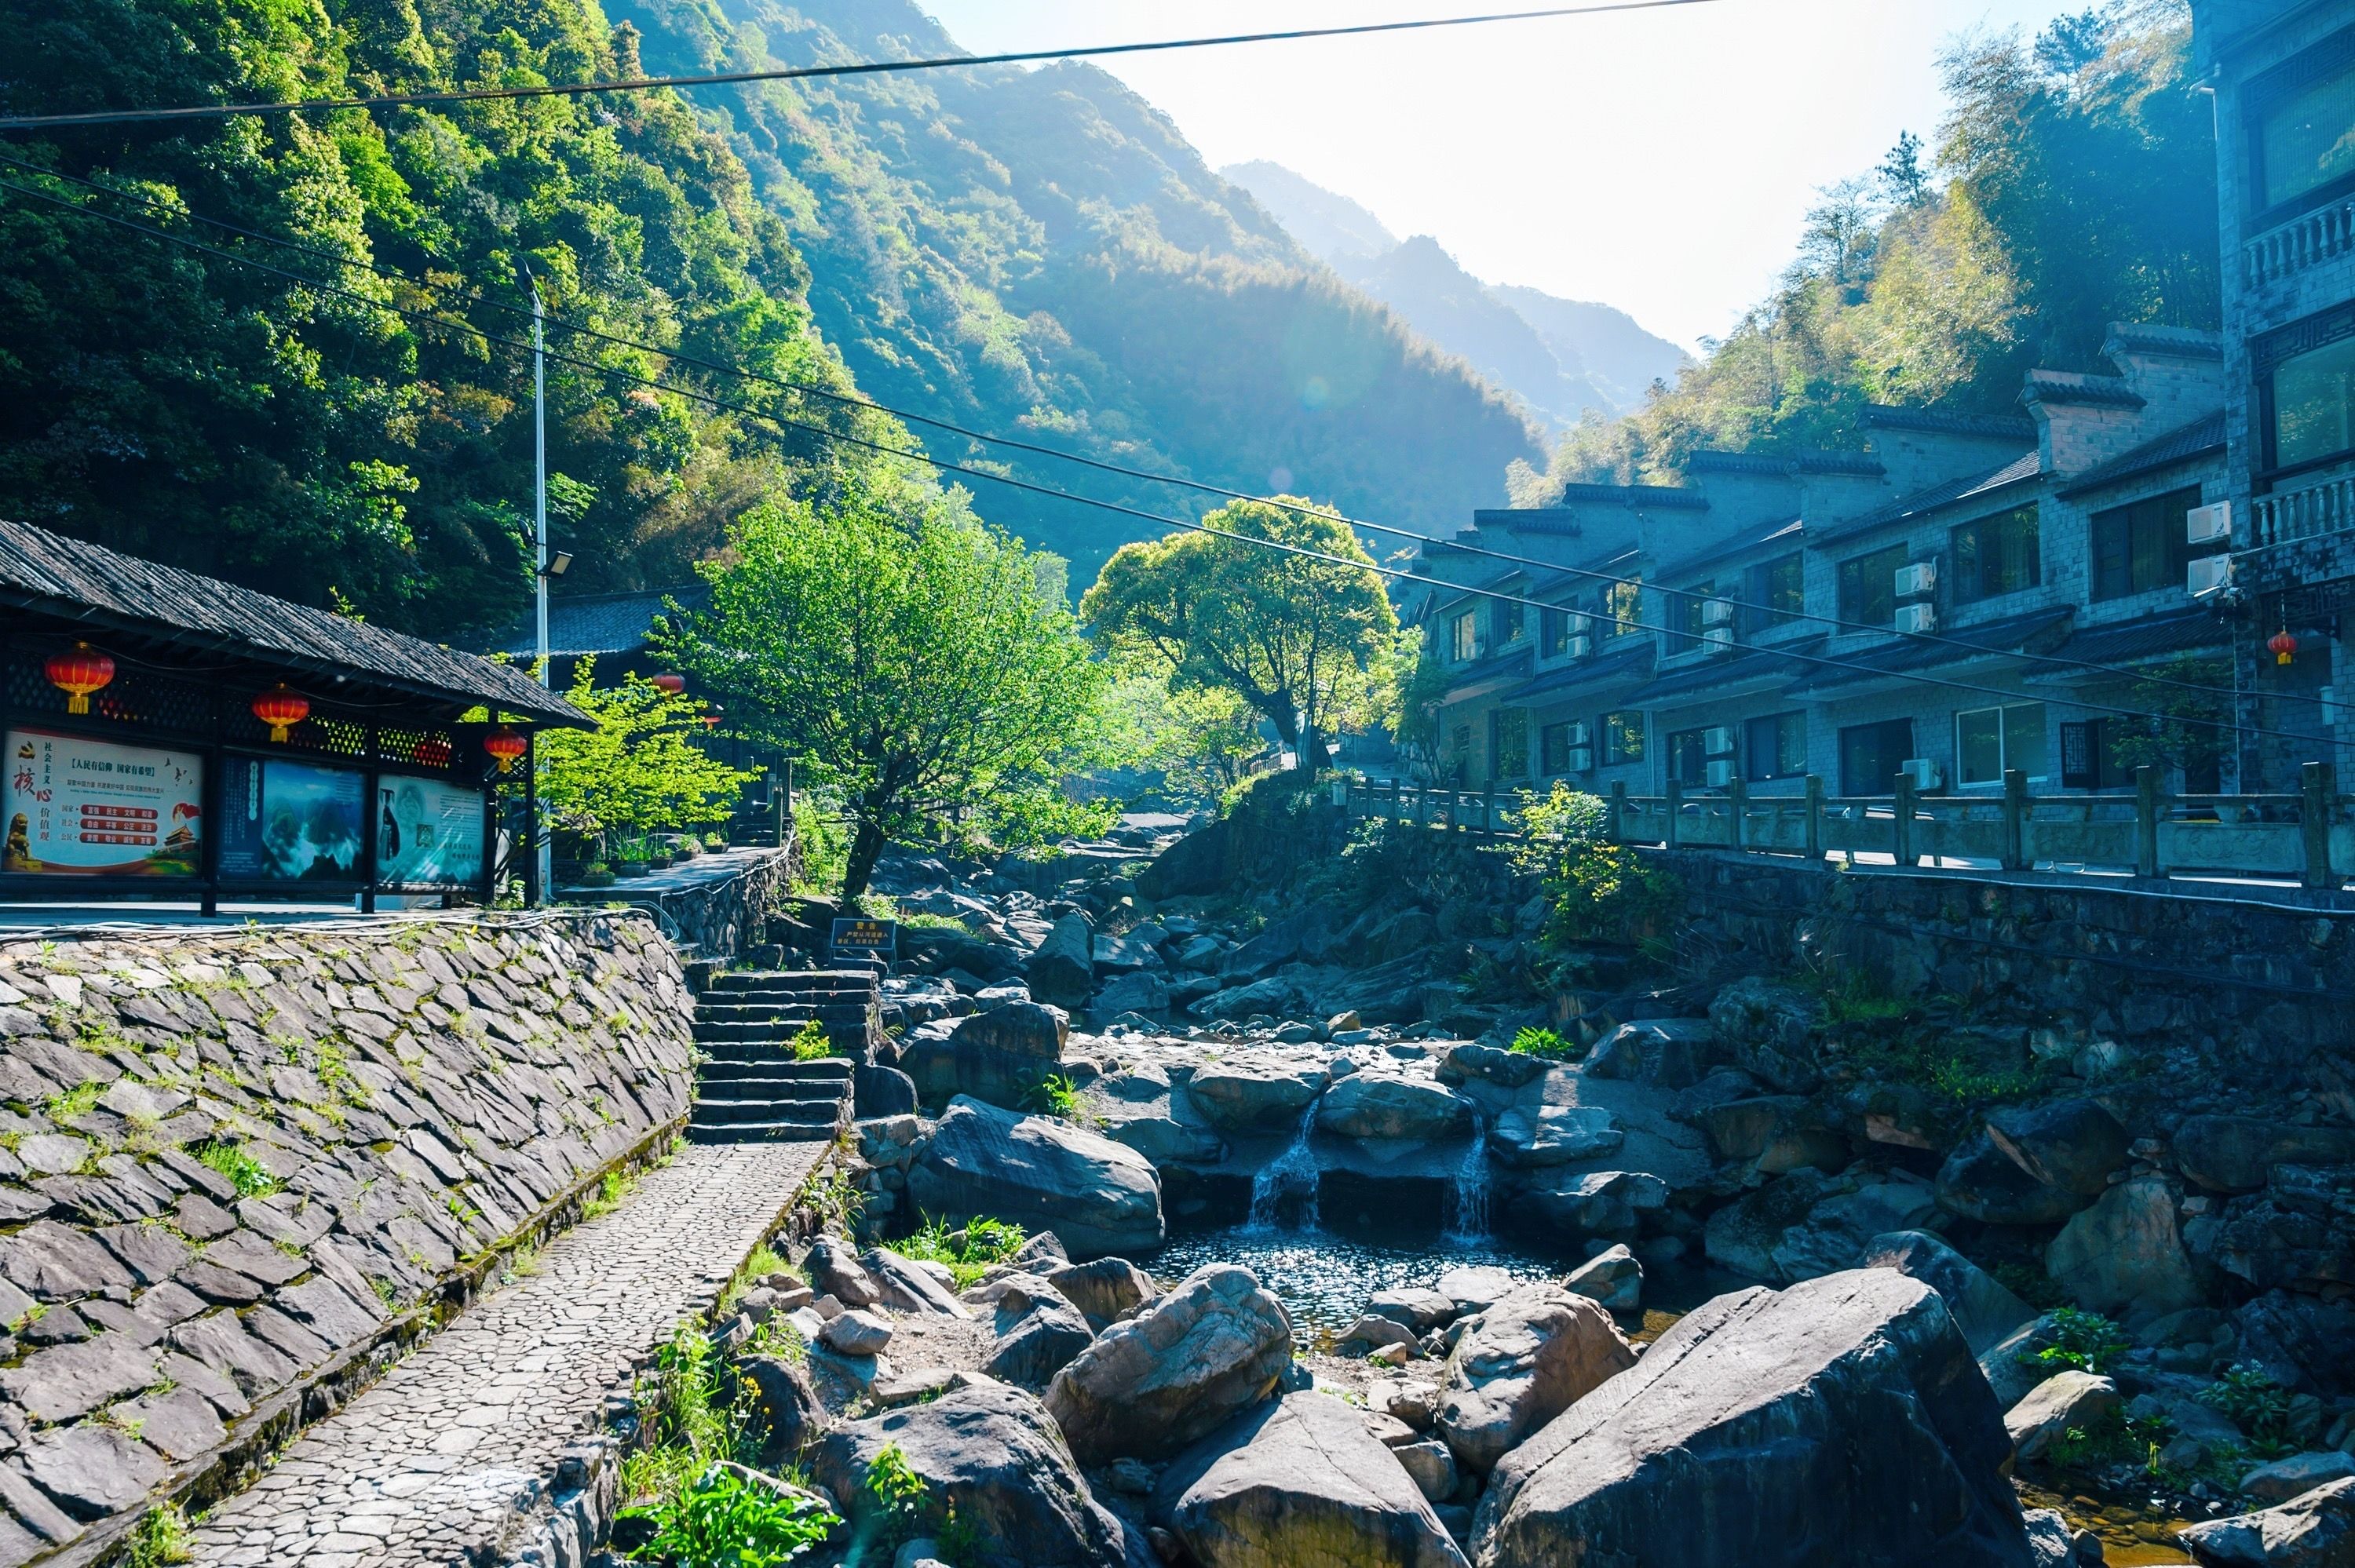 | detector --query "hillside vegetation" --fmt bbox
[1517,3,2218,495]
[609,0,1545,581]
[0,0,895,639]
